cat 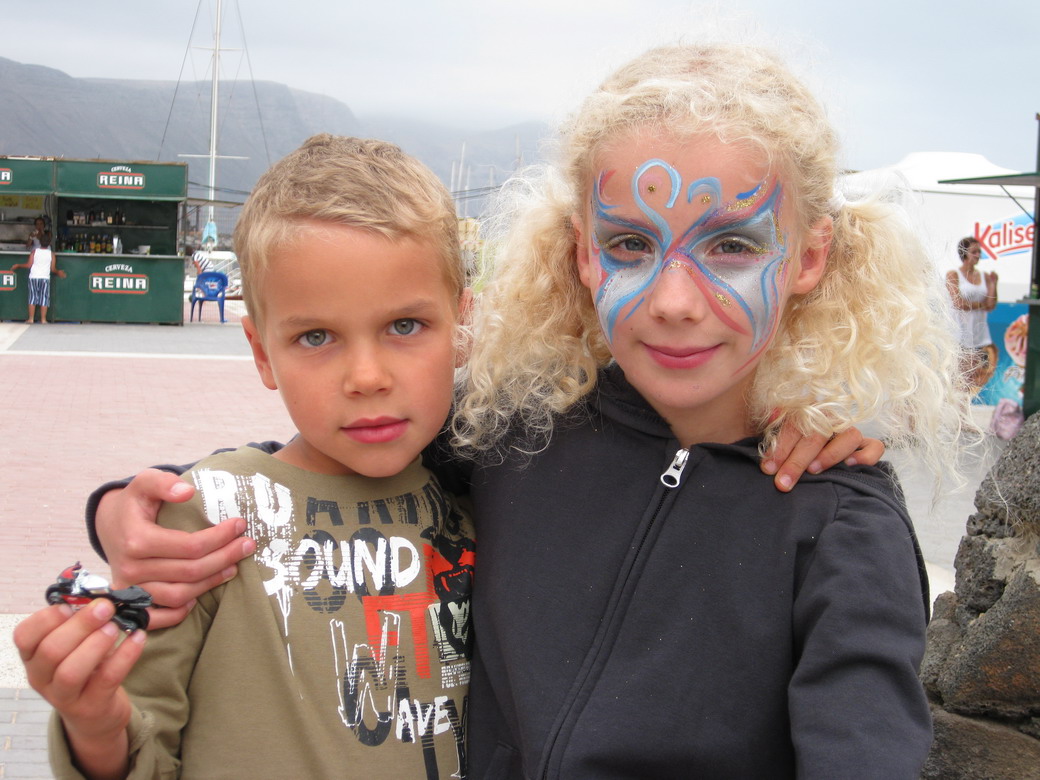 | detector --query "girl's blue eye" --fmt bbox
[716,238,754,254]
[300,330,328,347]
[604,233,652,260]
[391,319,422,336]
